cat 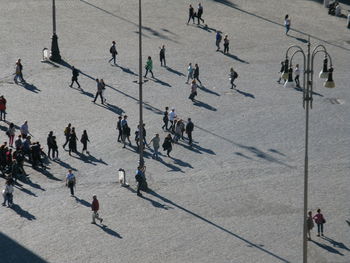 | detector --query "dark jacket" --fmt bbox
[162,137,173,150]
[186,121,194,133]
